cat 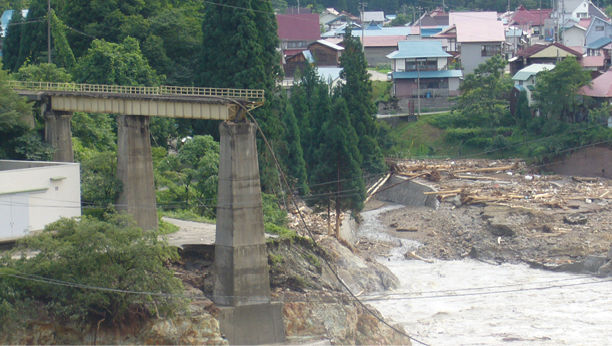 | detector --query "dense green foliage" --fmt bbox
[155,135,219,219]
[74,37,162,86]
[1,5,24,72]
[0,64,52,160]
[0,214,185,328]
[532,57,591,122]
